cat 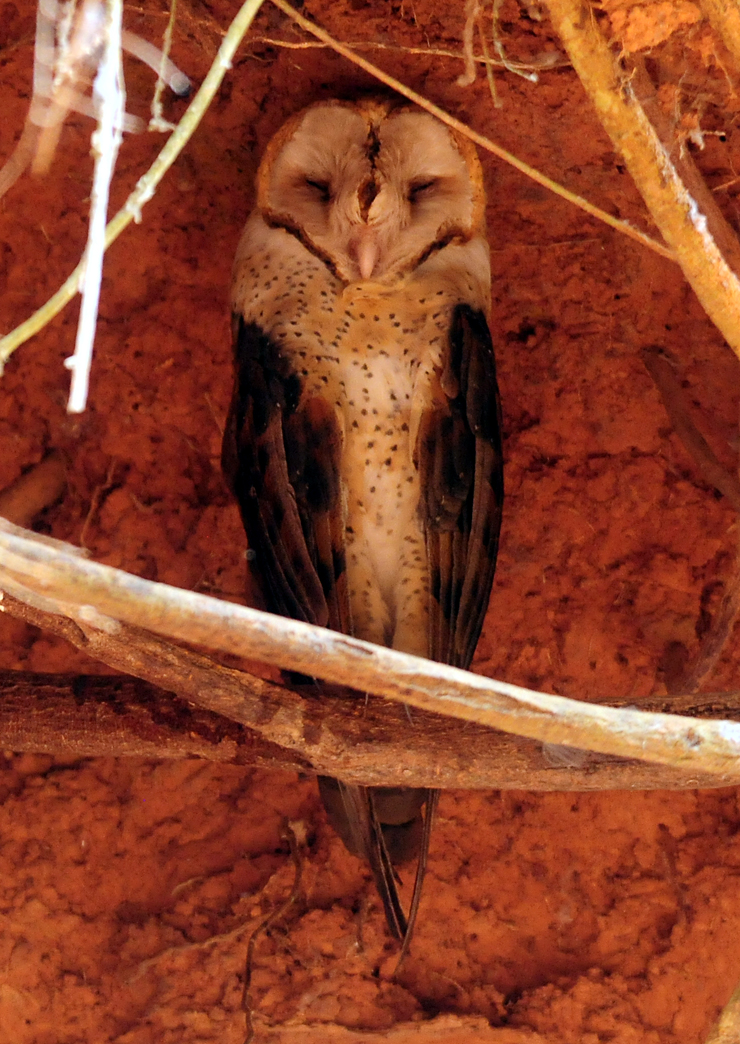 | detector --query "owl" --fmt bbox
[222,97,504,944]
